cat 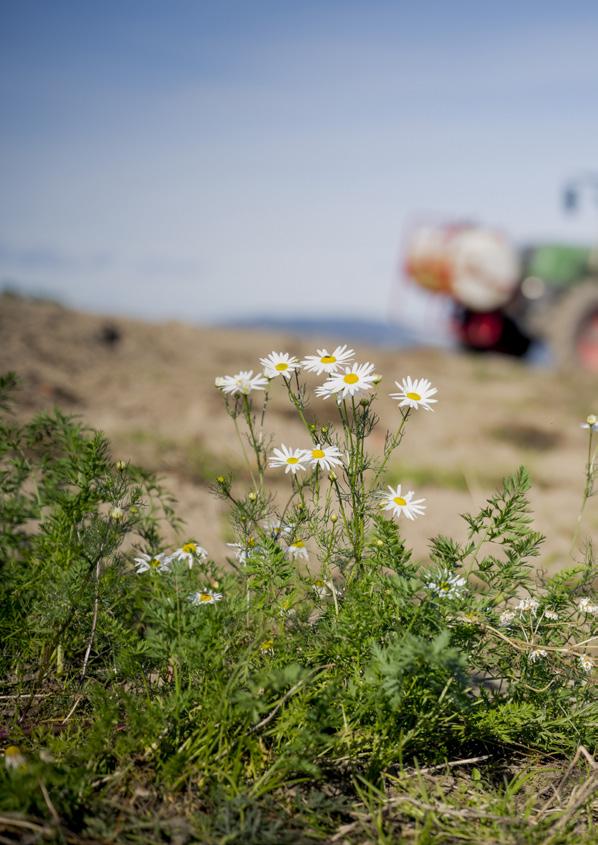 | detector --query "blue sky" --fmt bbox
[1,1,598,322]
